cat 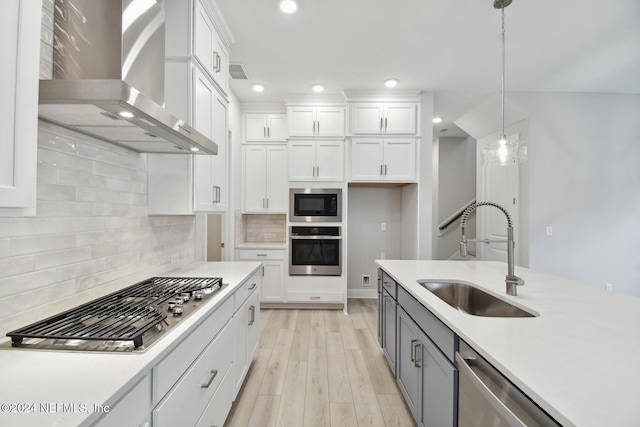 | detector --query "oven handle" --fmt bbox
[290,235,342,240]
